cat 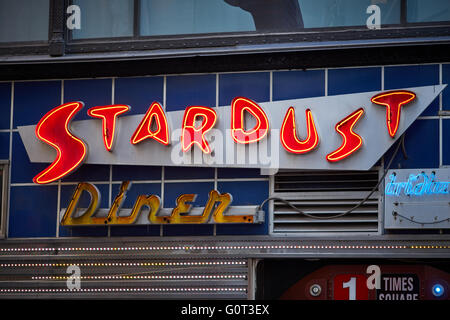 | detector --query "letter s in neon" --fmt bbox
[33,102,87,184]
